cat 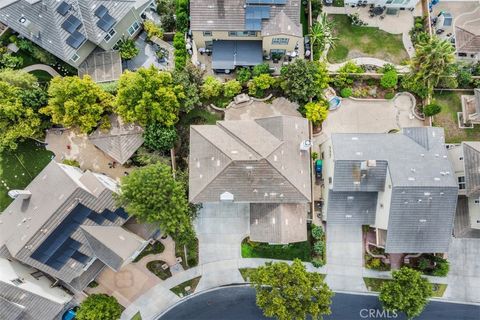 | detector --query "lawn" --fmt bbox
[130,312,142,320]
[170,276,202,297]
[0,139,54,211]
[146,260,172,280]
[333,0,344,7]
[29,70,53,83]
[432,90,480,143]
[327,15,408,64]
[241,238,312,262]
[133,241,165,263]
[363,277,447,297]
